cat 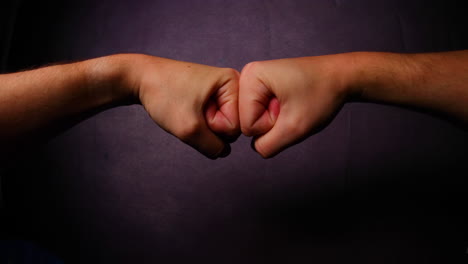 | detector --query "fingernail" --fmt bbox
[218,144,231,158]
